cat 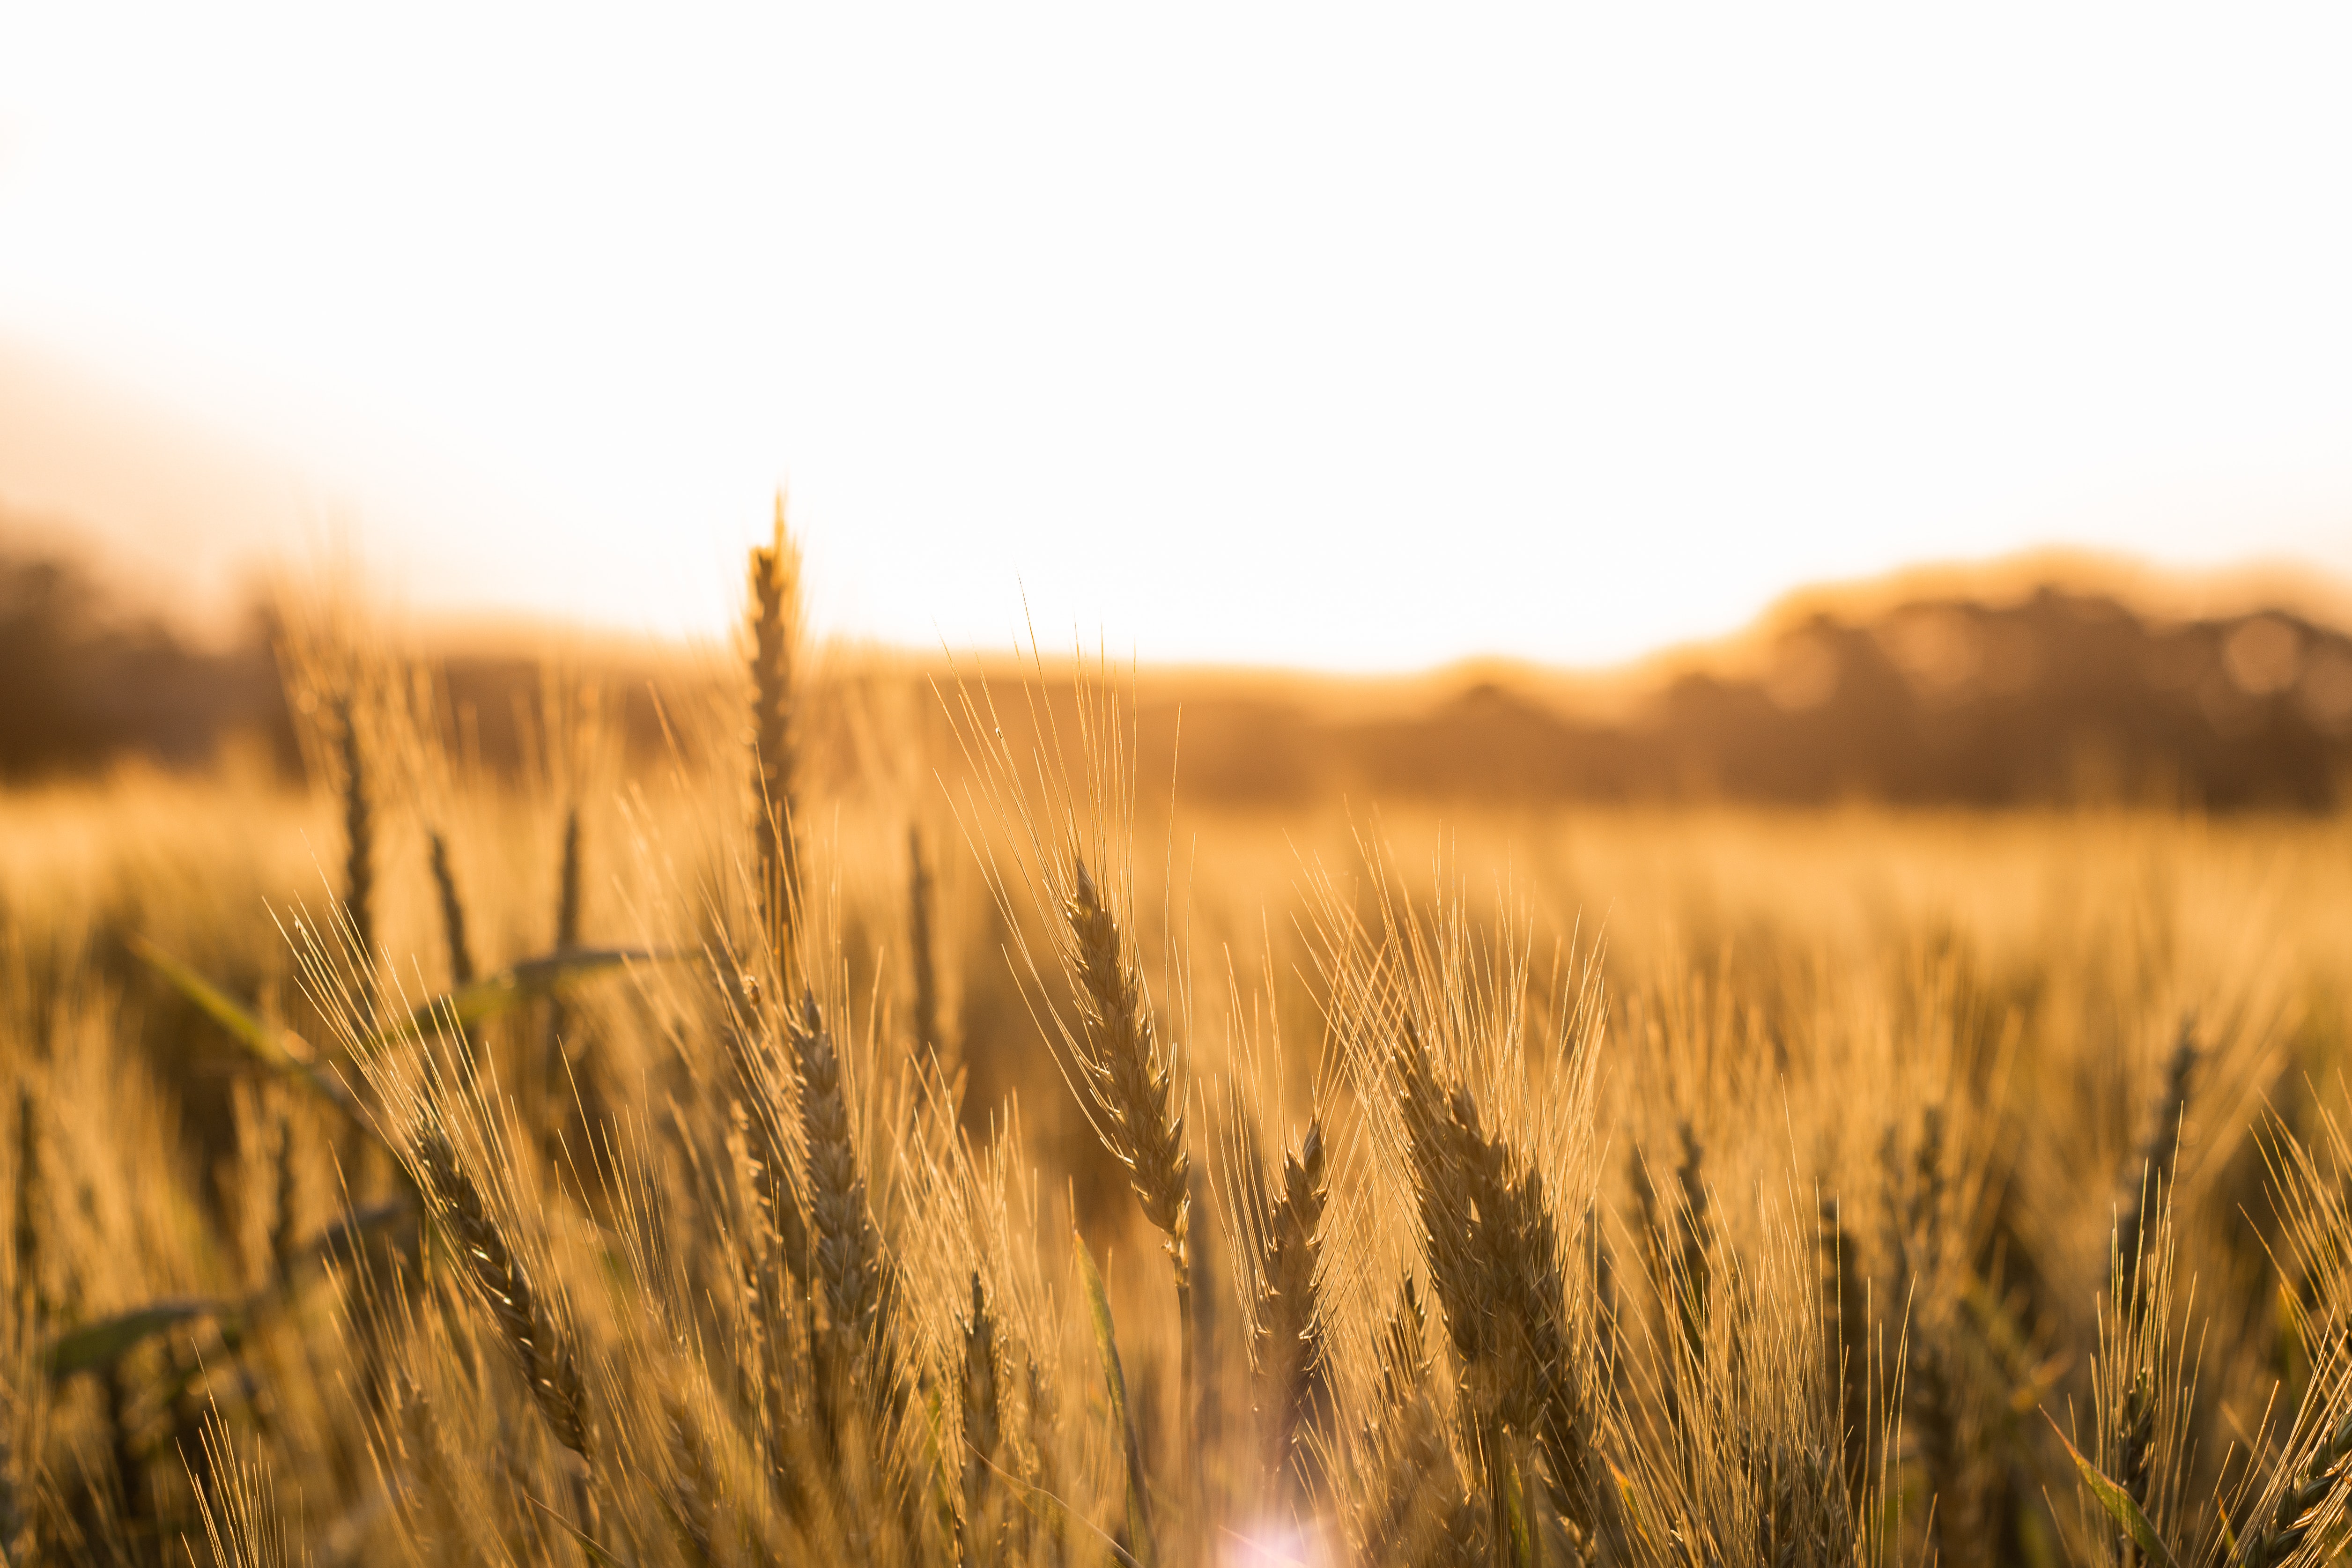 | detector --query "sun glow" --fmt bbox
[5,7,2352,666]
